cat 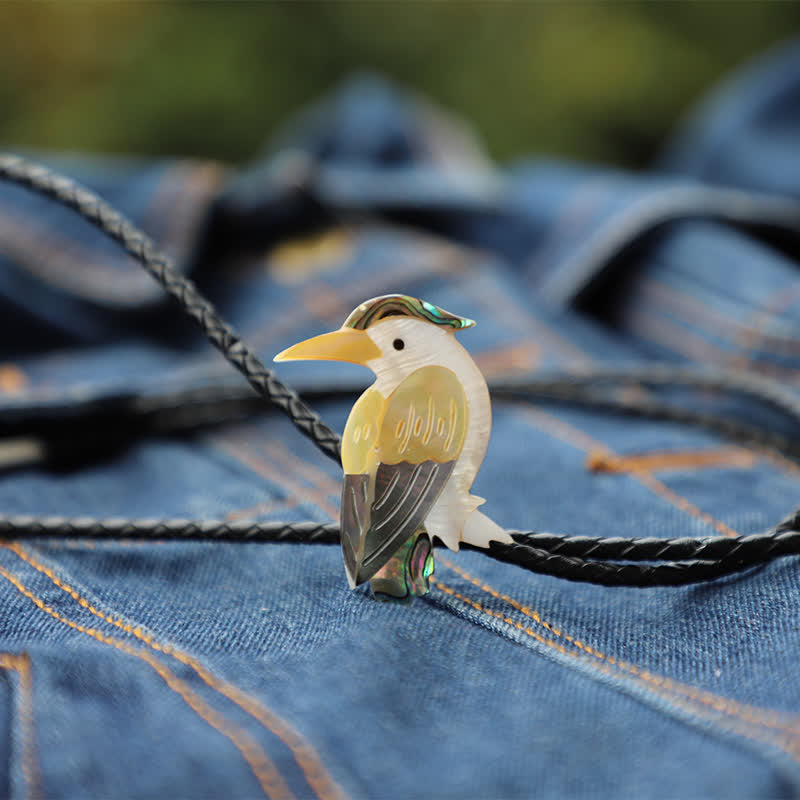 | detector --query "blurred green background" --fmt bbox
[1,2,799,169]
